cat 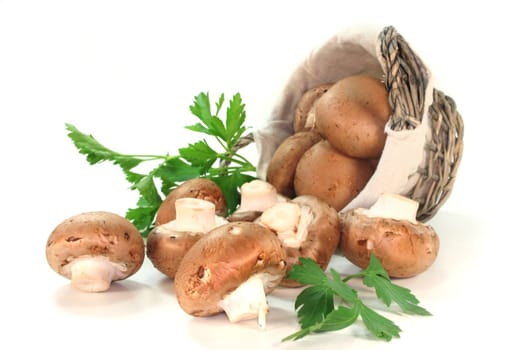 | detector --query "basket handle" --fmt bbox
[379,26,464,221]
[379,26,428,131]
